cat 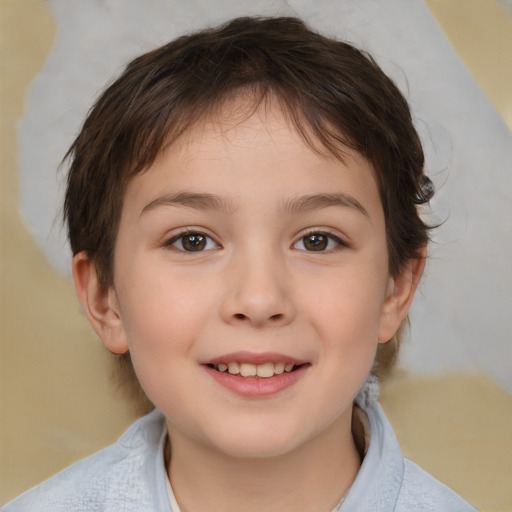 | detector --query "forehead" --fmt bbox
[123,97,383,222]
[158,91,359,168]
